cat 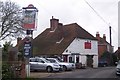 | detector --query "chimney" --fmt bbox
[96,32,100,41]
[17,37,22,45]
[103,34,106,41]
[50,16,59,31]
[58,23,64,38]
